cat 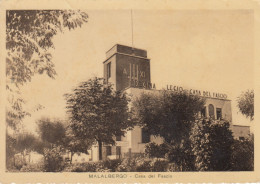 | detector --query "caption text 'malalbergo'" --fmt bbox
[88,173,172,179]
